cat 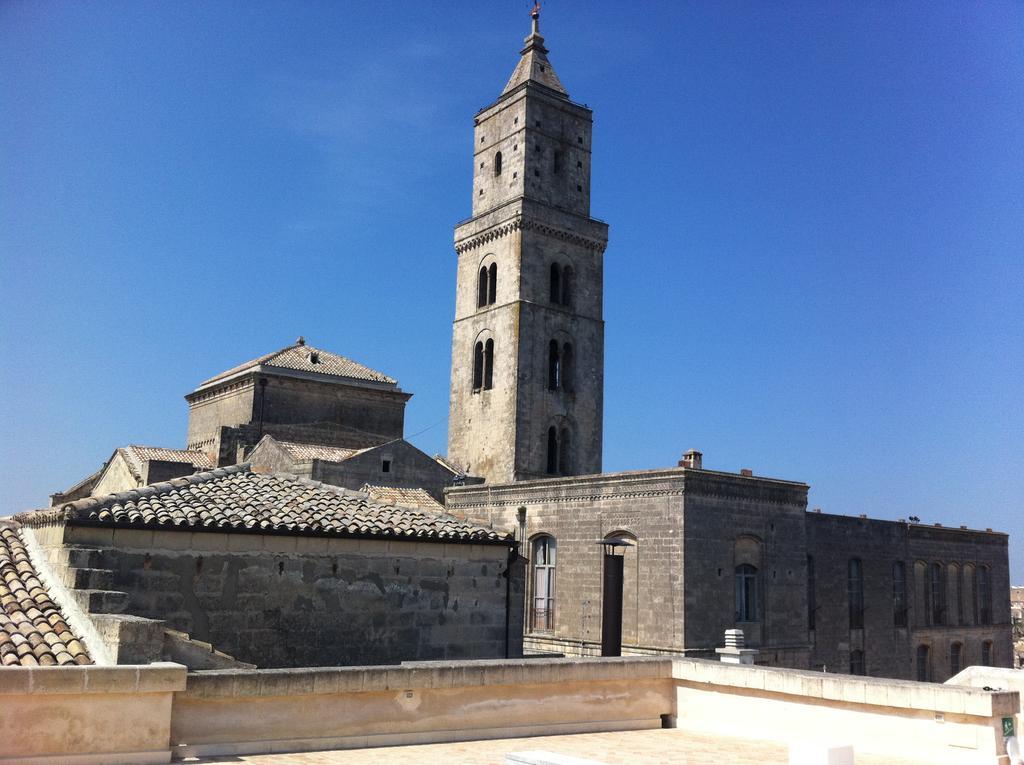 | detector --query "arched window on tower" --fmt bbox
[548,340,561,390]
[560,266,573,307]
[494,151,502,176]
[487,263,497,304]
[472,342,484,391]
[561,343,574,392]
[483,339,494,390]
[559,427,571,474]
[546,427,558,475]
[550,263,561,304]
[478,267,488,308]
[981,640,993,666]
